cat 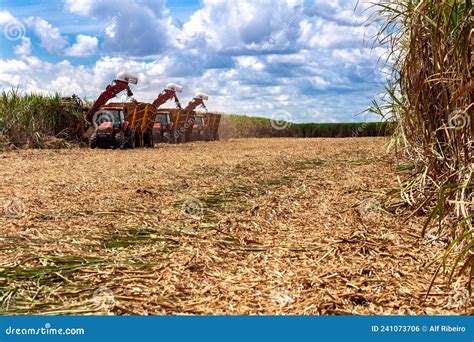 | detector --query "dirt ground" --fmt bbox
[0,138,470,315]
